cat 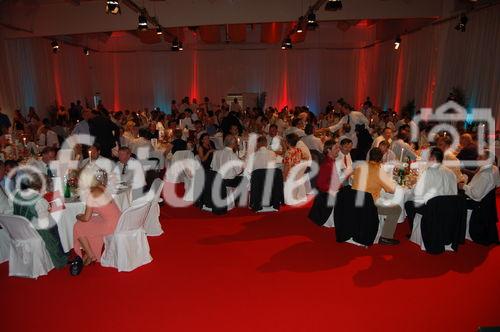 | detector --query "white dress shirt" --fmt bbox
[413,164,457,205]
[463,164,500,202]
[301,134,323,153]
[329,111,369,133]
[335,151,353,183]
[114,157,146,190]
[267,135,282,153]
[245,147,277,173]
[211,147,243,180]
